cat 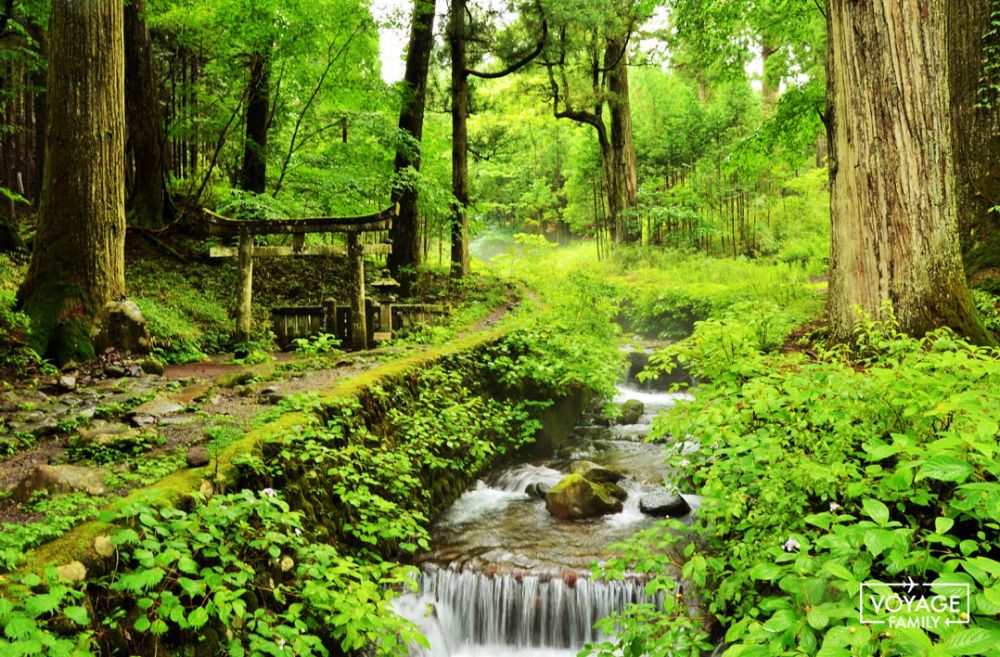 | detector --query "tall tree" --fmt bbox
[949,1,1000,283]
[19,0,129,361]
[125,0,172,227]
[388,0,436,285]
[543,4,644,243]
[240,50,270,193]
[826,0,990,343]
[449,0,471,276]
